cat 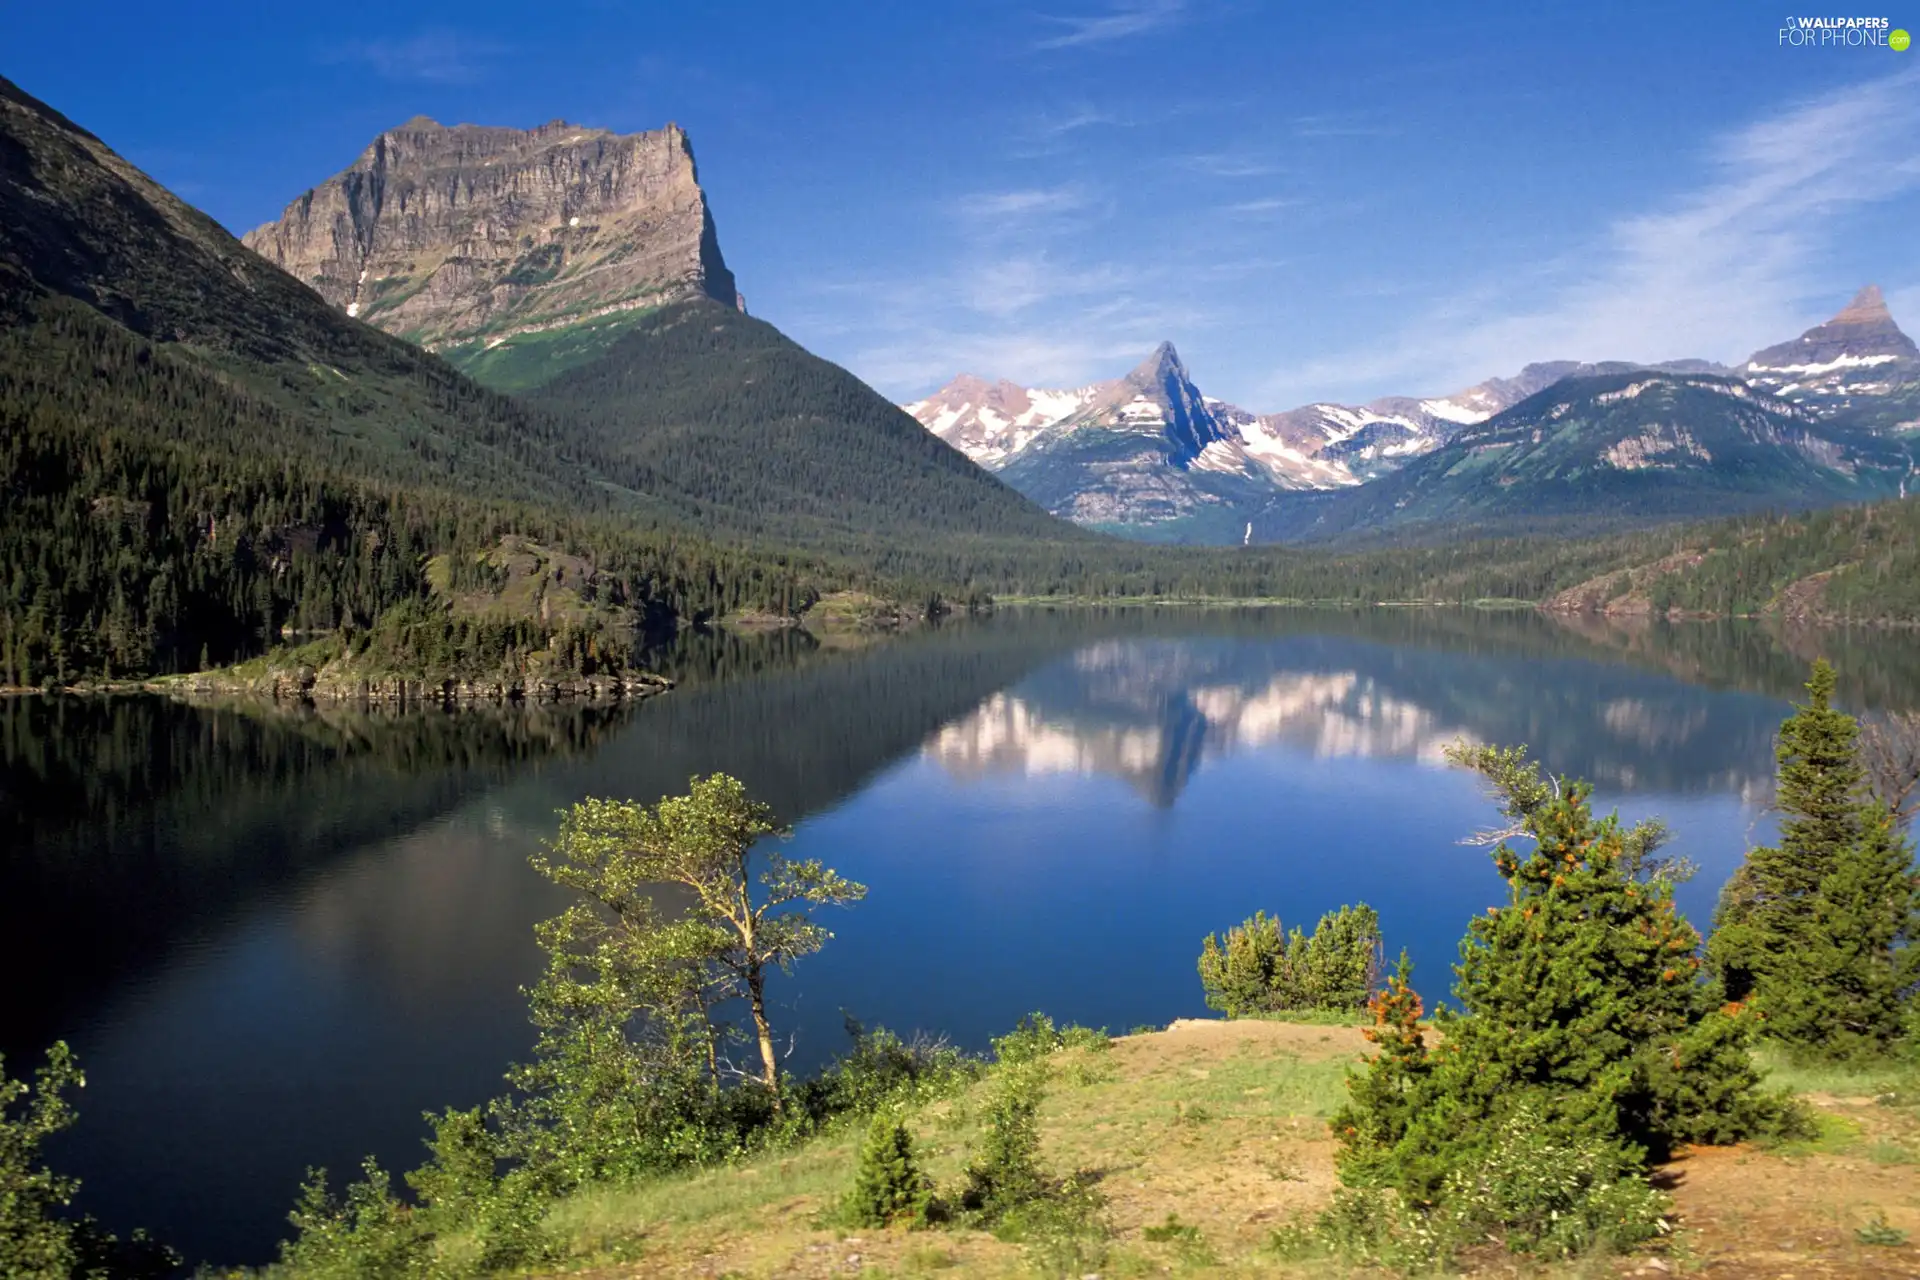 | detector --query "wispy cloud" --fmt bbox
[1032,0,1187,50]
[327,29,500,84]
[960,255,1136,318]
[1012,96,1230,159]
[1257,68,1920,406]
[1183,151,1280,179]
[960,186,1090,222]
[1029,106,1126,139]
[790,167,1224,394]
[1223,196,1302,216]
[1289,112,1397,139]
[851,307,1207,395]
